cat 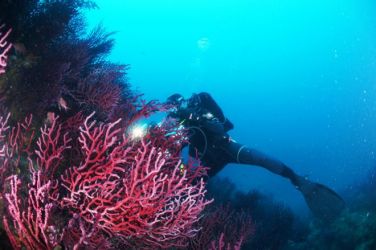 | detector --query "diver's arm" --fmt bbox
[168,106,198,122]
[170,105,225,131]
